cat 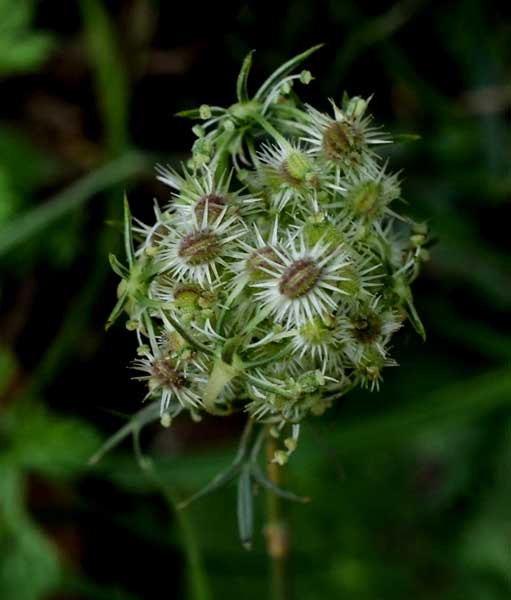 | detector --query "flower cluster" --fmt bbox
[108,46,428,465]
